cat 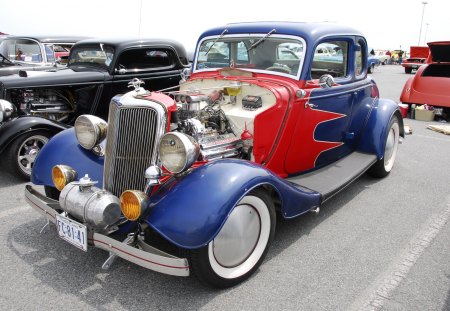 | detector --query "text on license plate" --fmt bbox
[56,214,88,252]
[412,65,418,69]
